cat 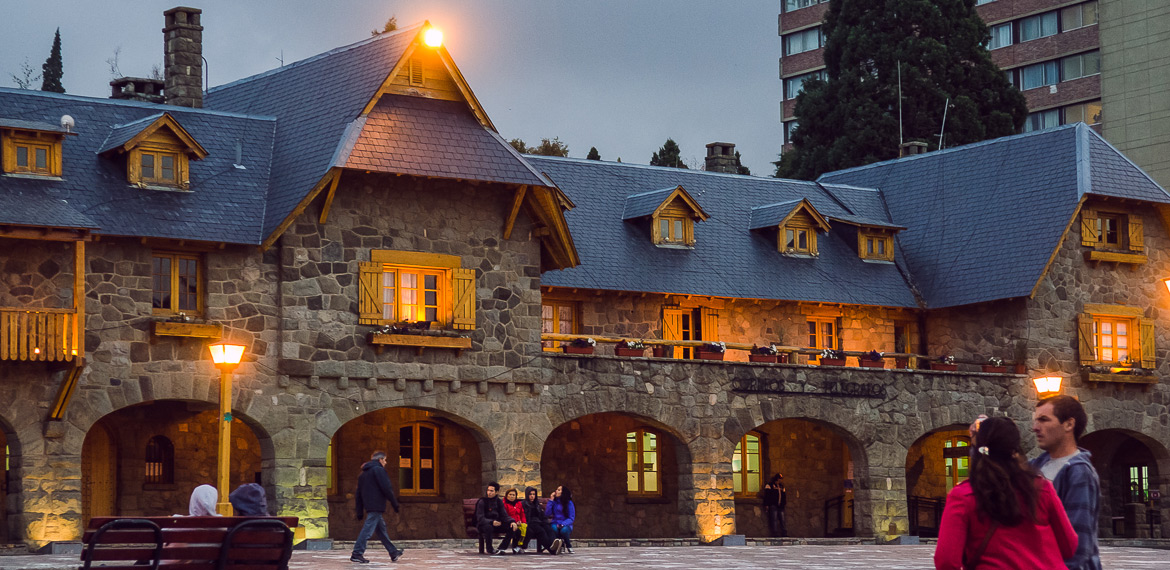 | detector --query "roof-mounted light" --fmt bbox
[424,28,443,47]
